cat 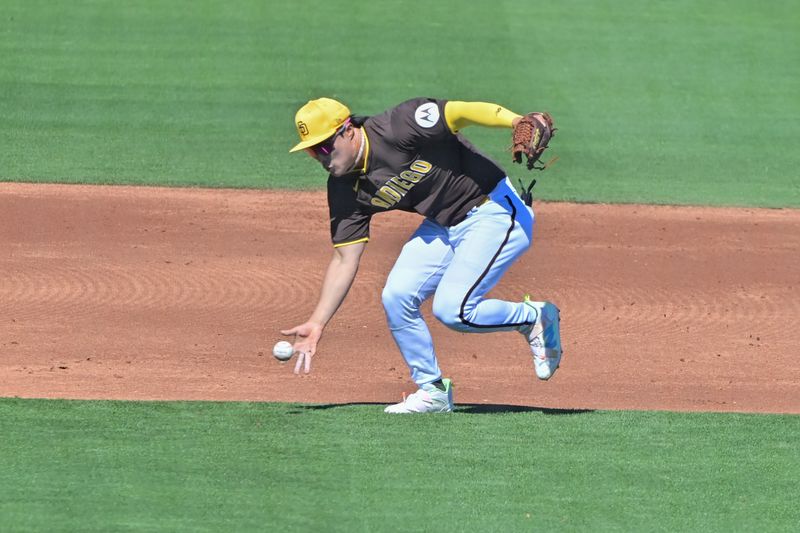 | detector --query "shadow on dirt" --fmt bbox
[293,403,594,415]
